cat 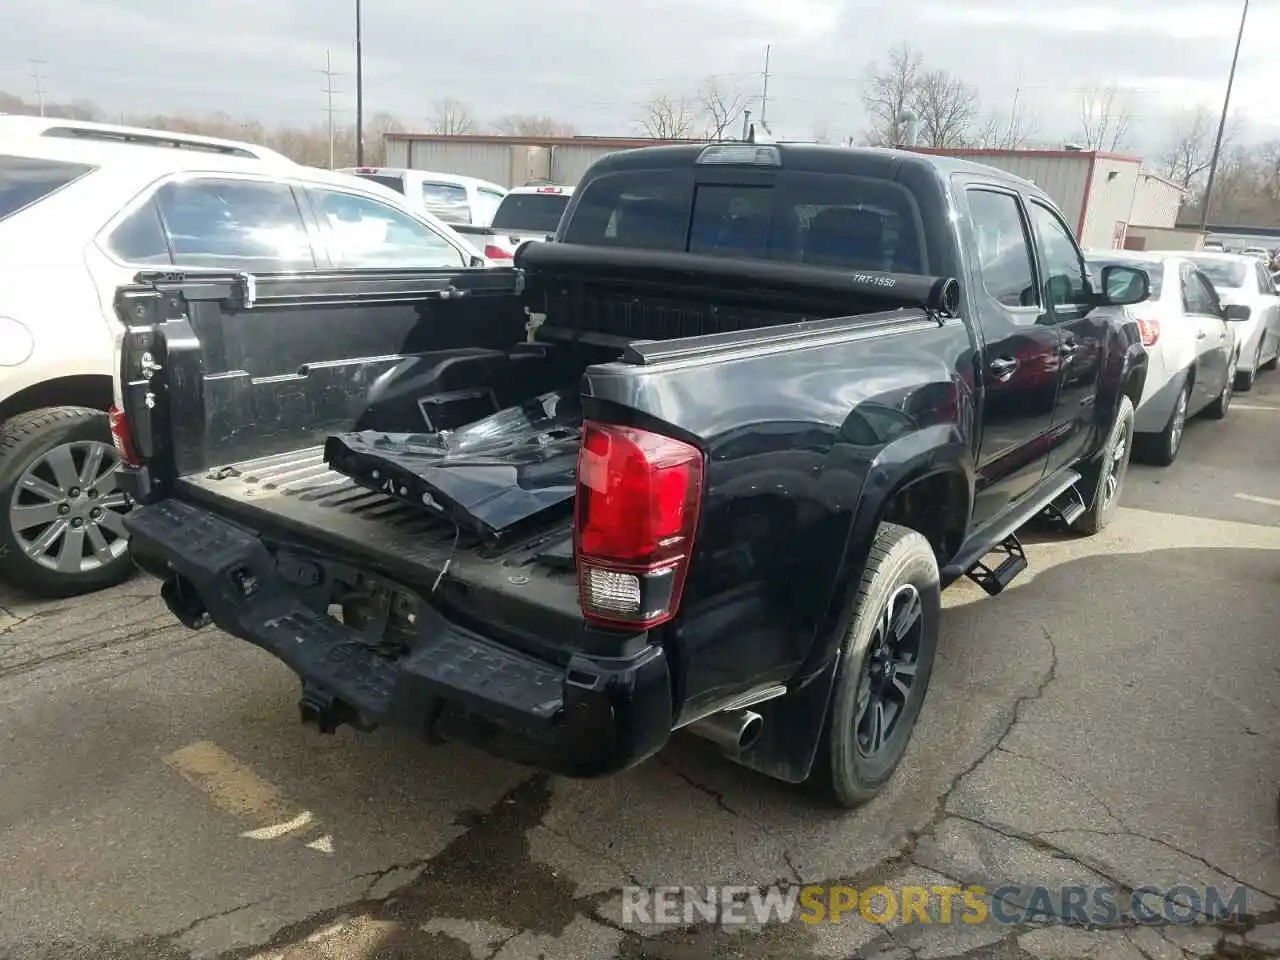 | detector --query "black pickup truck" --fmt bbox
[112,143,1149,808]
